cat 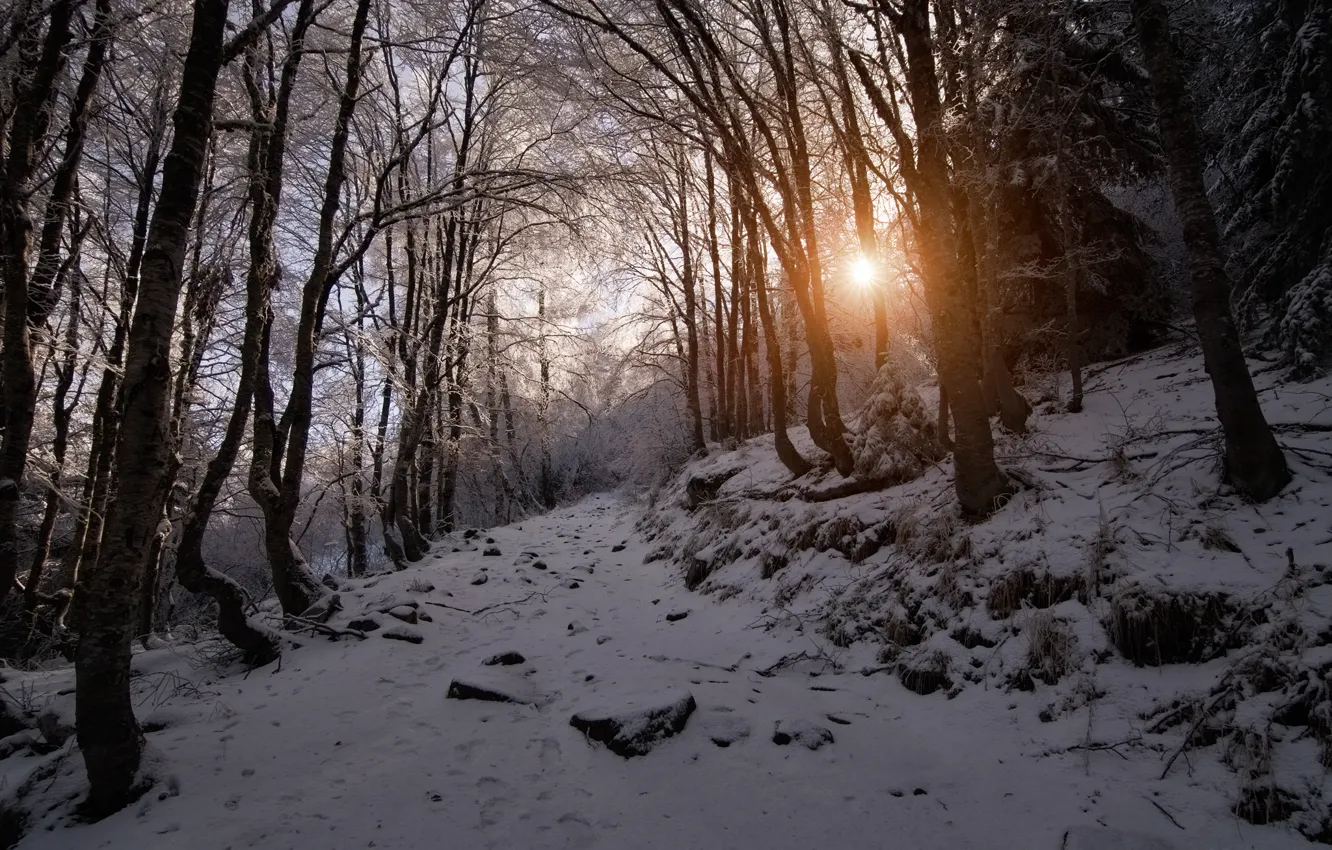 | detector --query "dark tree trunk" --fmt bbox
[1130,0,1289,501]
[895,0,1010,515]
[0,0,75,603]
[75,0,231,816]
